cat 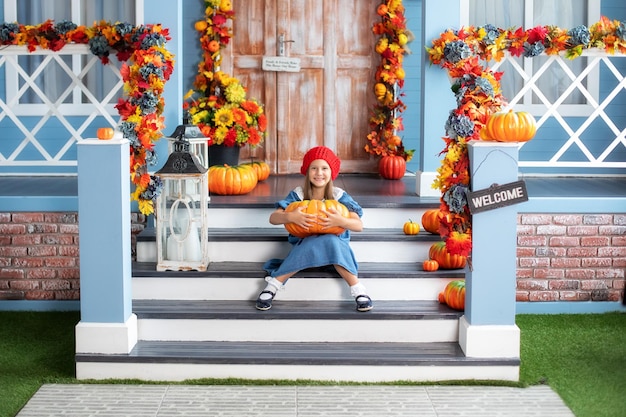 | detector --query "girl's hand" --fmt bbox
[287,207,317,229]
[319,207,345,229]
